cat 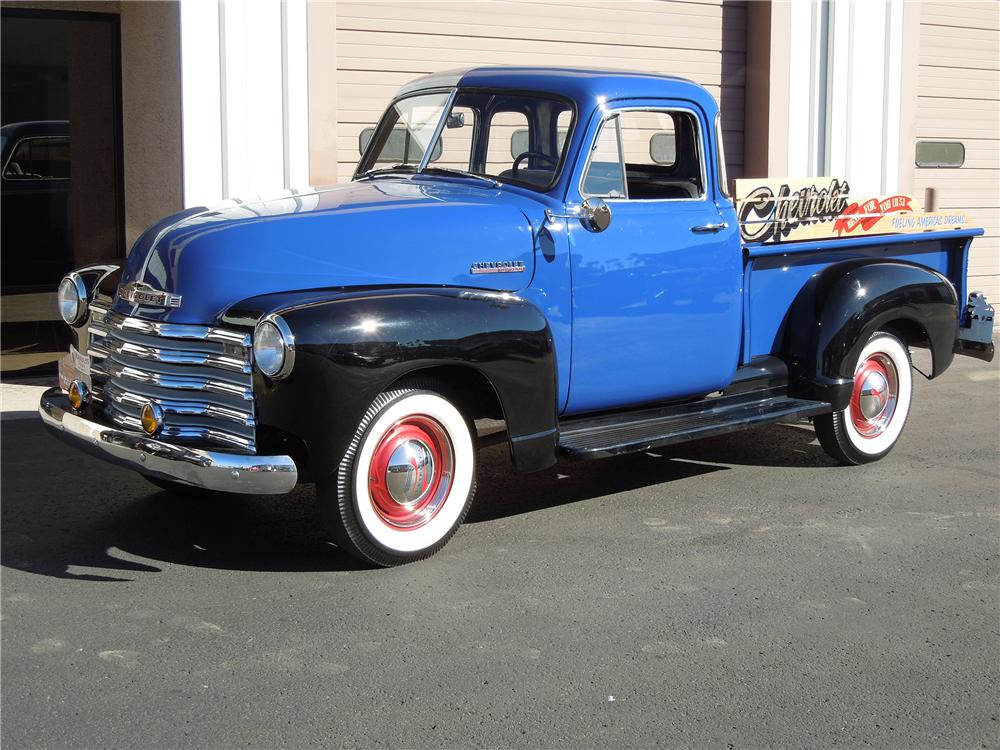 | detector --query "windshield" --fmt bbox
[355,89,575,191]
